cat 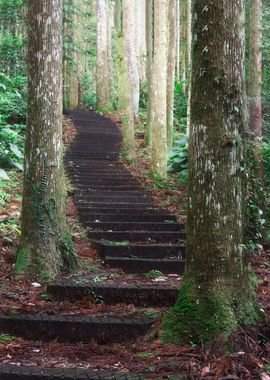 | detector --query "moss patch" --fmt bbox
[13,247,31,277]
[162,277,262,347]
